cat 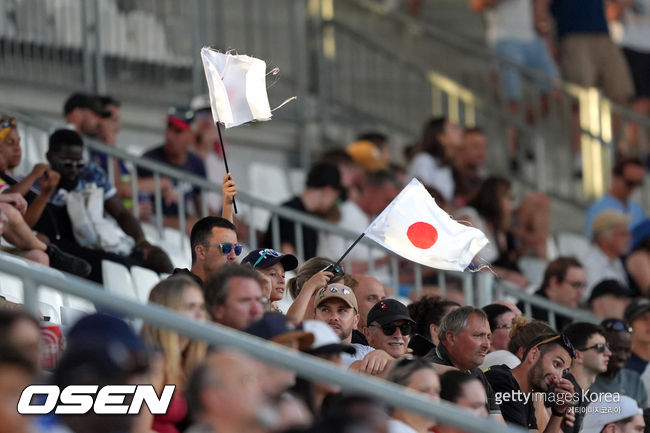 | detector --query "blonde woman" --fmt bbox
[141,275,208,433]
